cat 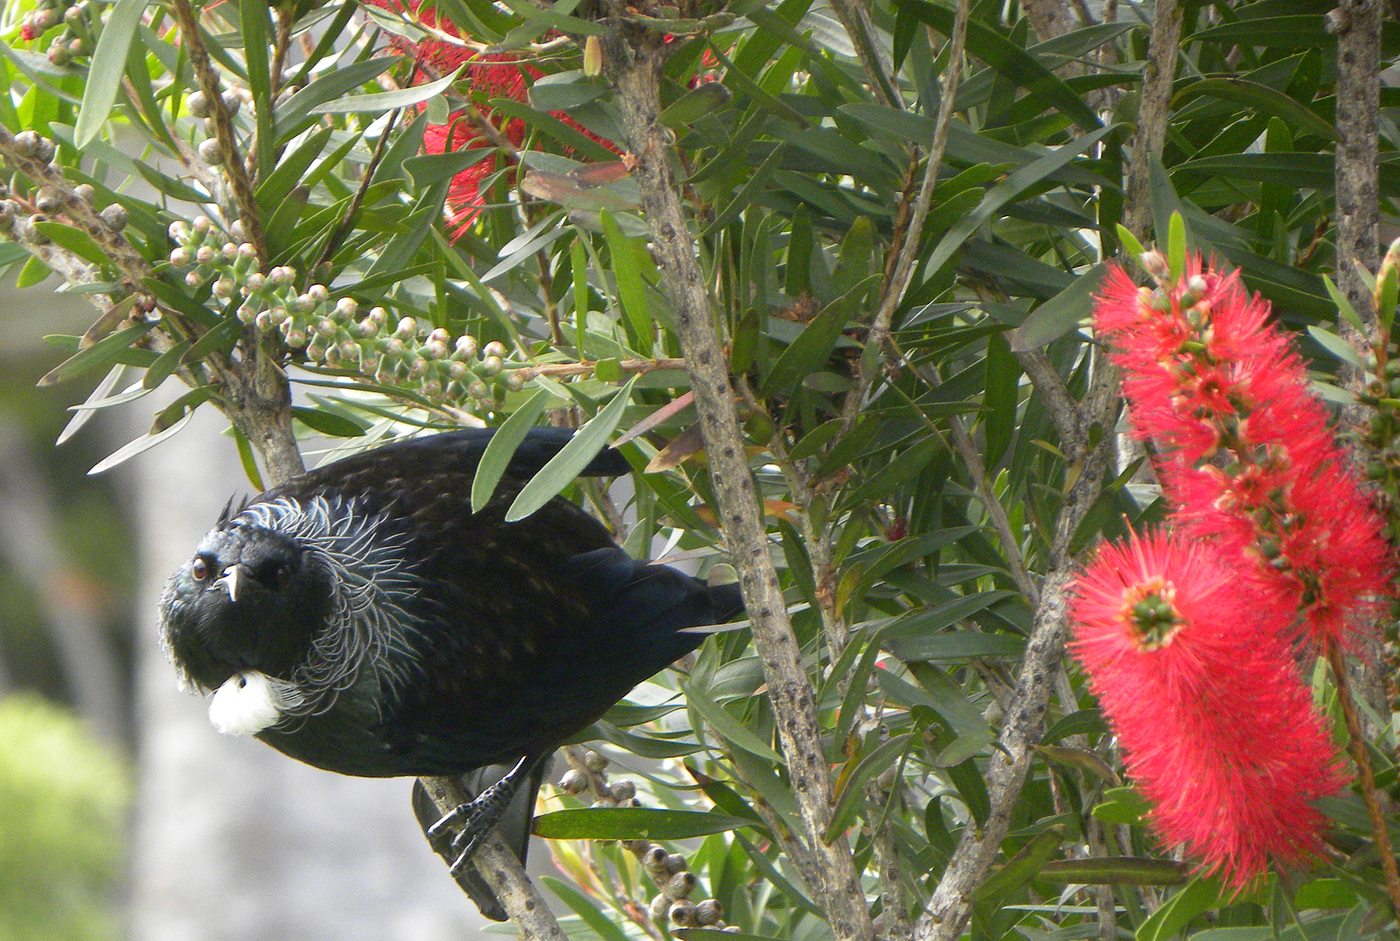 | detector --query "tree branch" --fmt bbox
[602,27,874,941]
